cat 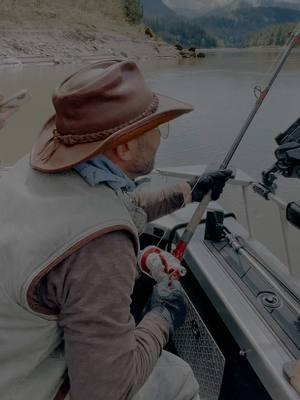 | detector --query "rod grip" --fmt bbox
[172,192,211,262]
[186,192,211,234]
